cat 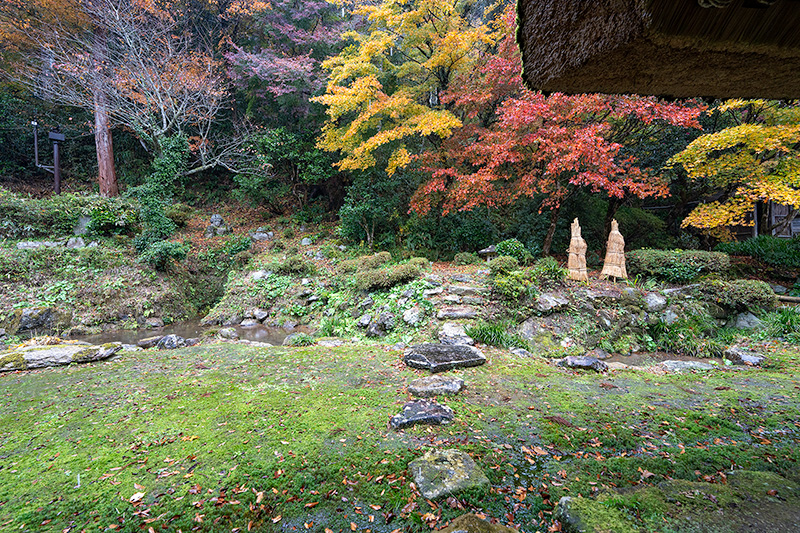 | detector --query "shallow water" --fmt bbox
[69,318,306,346]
